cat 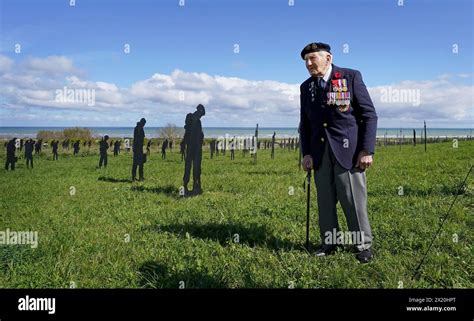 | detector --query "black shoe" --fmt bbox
[355,248,373,263]
[314,244,338,257]
[183,185,190,197]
